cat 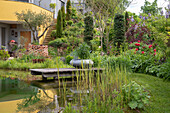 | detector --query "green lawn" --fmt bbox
[130,73,170,113]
